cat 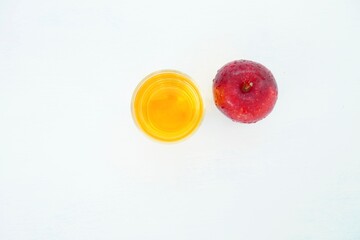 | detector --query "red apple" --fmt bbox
[213,60,278,123]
